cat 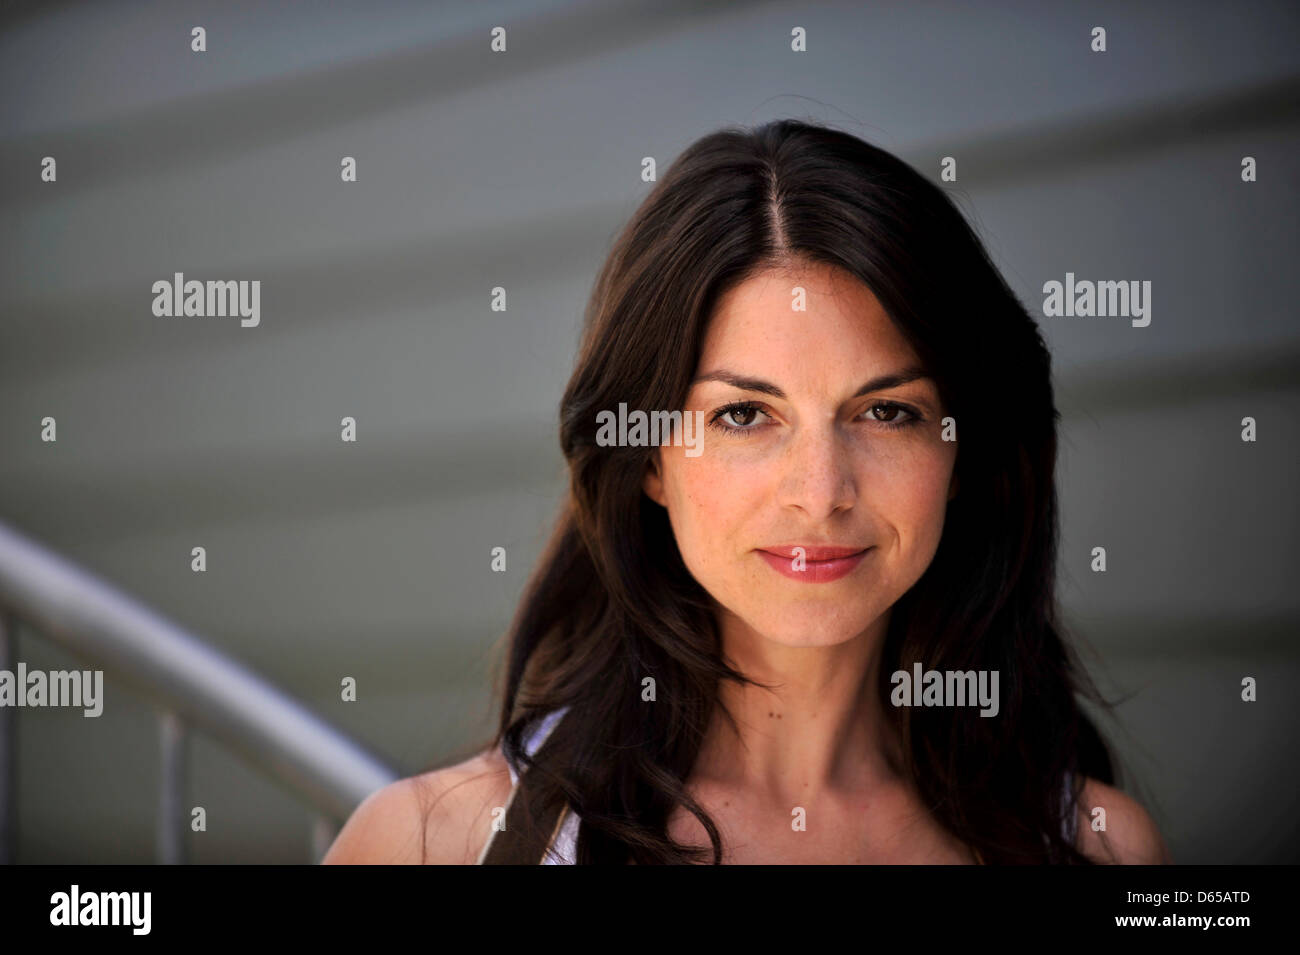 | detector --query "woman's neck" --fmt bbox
[697,608,903,808]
